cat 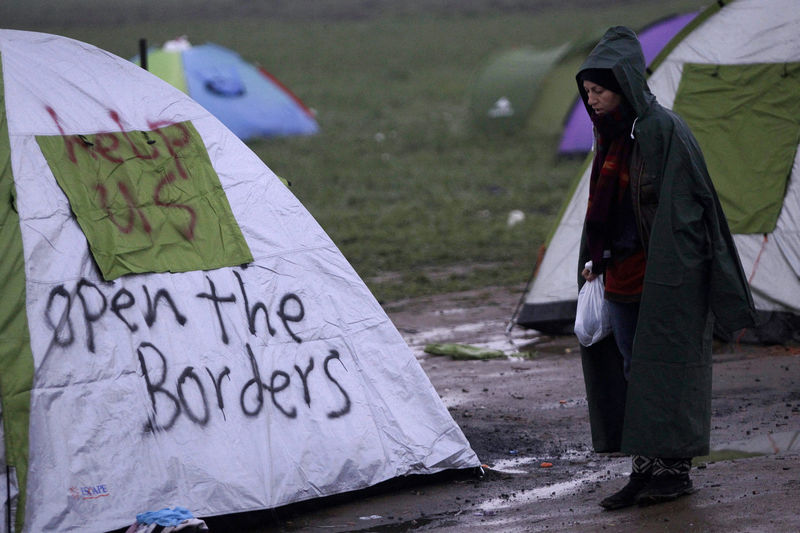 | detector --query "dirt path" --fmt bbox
[244,286,800,532]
